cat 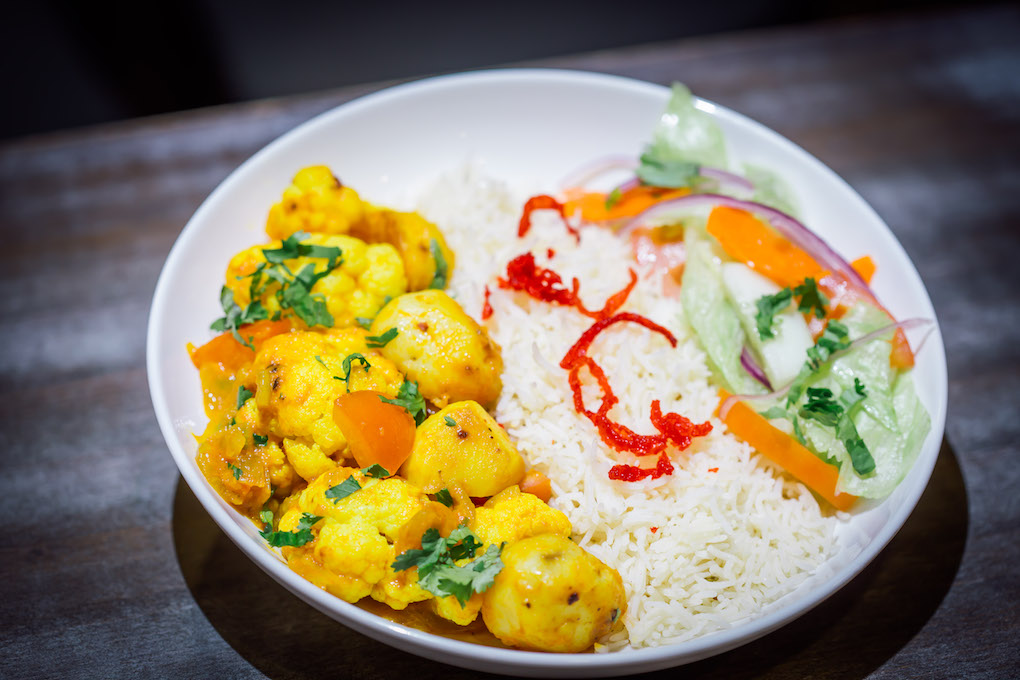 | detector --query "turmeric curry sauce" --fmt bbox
[189,166,626,653]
